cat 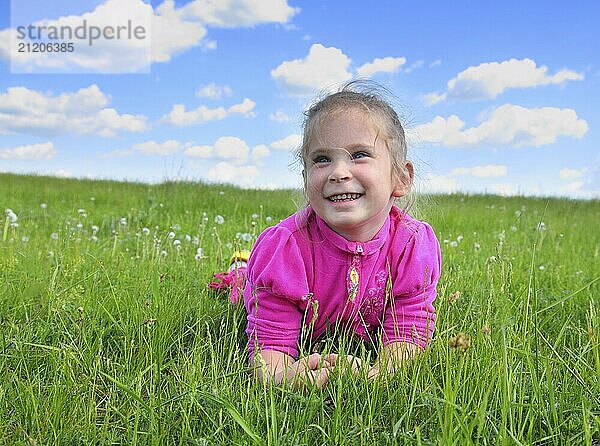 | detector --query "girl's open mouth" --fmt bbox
[327,193,362,203]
